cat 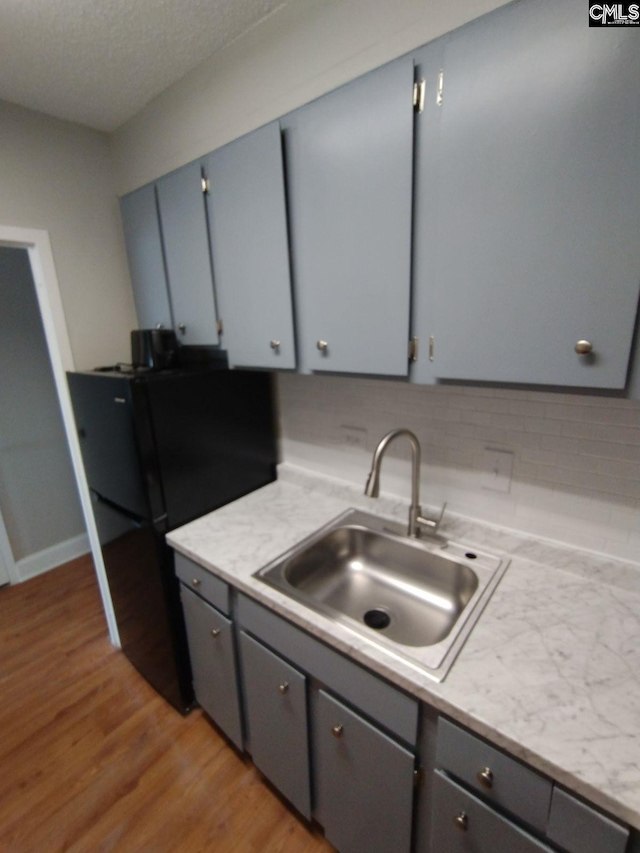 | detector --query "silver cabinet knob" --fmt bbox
[178,323,187,334]
[317,340,328,352]
[331,724,344,738]
[455,812,468,831]
[278,682,289,695]
[156,323,164,329]
[211,628,221,638]
[191,578,201,586]
[270,340,281,350]
[575,340,593,355]
[477,767,493,788]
